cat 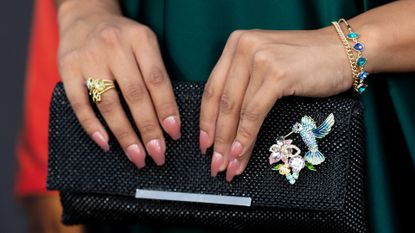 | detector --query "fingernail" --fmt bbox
[126,144,145,169]
[146,139,165,166]
[91,131,109,152]
[226,159,241,182]
[230,141,243,160]
[163,116,181,140]
[199,130,209,155]
[211,151,224,177]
